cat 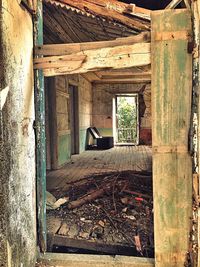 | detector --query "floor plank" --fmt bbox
[46,145,152,192]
